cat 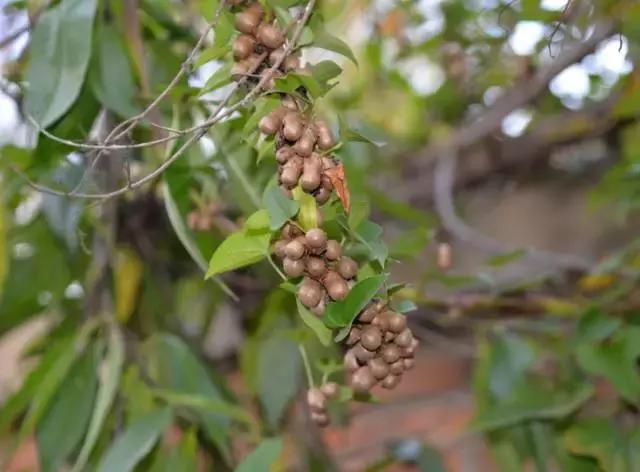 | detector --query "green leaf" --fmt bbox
[312,60,342,84]
[565,420,640,472]
[312,29,358,65]
[245,209,271,233]
[472,383,593,431]
[72,324,125,472]
[236,437,283,472]
[296,299,332,347]
[199,62,233,95]
[37,344,99,472]
[257,334,300,429]
[24,0,98,126]
[150,428,198,472]
[348,201,369,230]
[263,186,299,231]
[97,408,172,472]
[142,334,231,464]
[325,275,386,337]
[206,225,271,277]
[576,326,640,403]
[292,186,318,231]
[89,23,139,118]
[574,308,621,344]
